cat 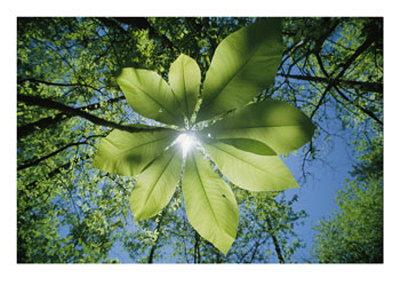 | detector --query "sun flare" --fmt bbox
[176,132,198,158]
